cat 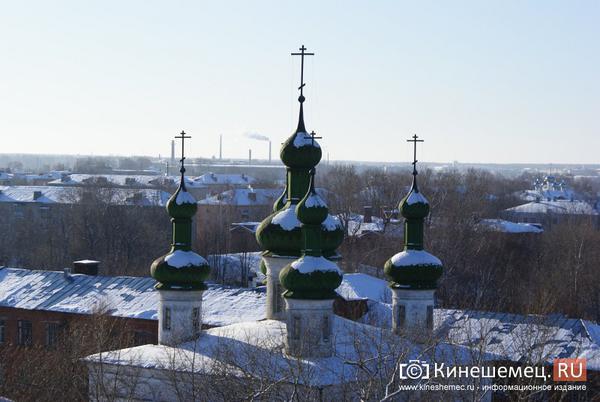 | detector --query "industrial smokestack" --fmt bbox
[249,149,252,165]
[219,134,223,160]
[269,141,272,163]
[170,140,175,164]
